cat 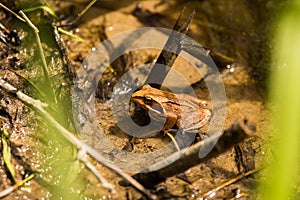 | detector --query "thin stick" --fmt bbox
[0,78,157,200]
[0,3,26,22]
[200,167,264,199]
[144,7,196,87]
[19,11,56,103]
[77,150,116,192]
[82,143,157,199]
[61,0,98,27]
[77,0,98,21]
[0,173,35,198]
